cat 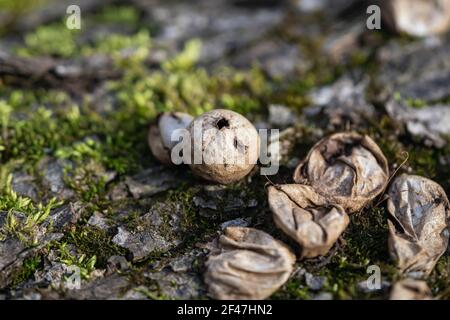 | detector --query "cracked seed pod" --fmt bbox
[390,279,432,300]
[268,184,349,258]
[188,109,260,184]
[204,227,295,300]
[148,112,193,165]
[293,132,389,213]
[381,0,450,37]
[387,174,450,278]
